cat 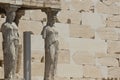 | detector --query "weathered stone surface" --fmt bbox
[108,67,120,77]
[0,0,120,79]
[69,38,107,53]
[0,0,61,8]
[70,0,93,11]
[107,15,120,22]
[108,41,120,54]
[31,63,44,76]
[57,64,83,77]
[32,76,44,80]
[30,10,46,21]
[21,10,30,20]
[31,50,44,63]
[96,27,119,40]
[58,49,70,64]
[95,52,107,58]
[99,66,108,78]
[57,10,82,24]
[19,20,43,35]
[100,0,120,5]
[96,2,120,14]
[60,0,70,10]
[68,11,82,24]
[55,23,70,37]
[106,20,120,28]
[0,67,4,79]
[83,65,102,78]
[69,24,95,38]
[59,37,69,49]
[79,78,96,80]
[72,51,95,65]
[55,76,70,80]
[61,0,94,11]
[97,57,119,67]
[31,35,44,50]
[82,12,106,29]
[57,10,70,23]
